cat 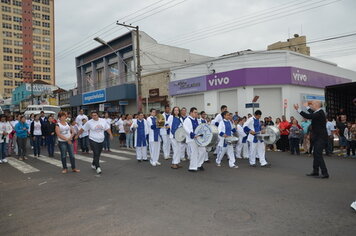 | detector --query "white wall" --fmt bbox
[175,94,204,111]
[253,87,282,119]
